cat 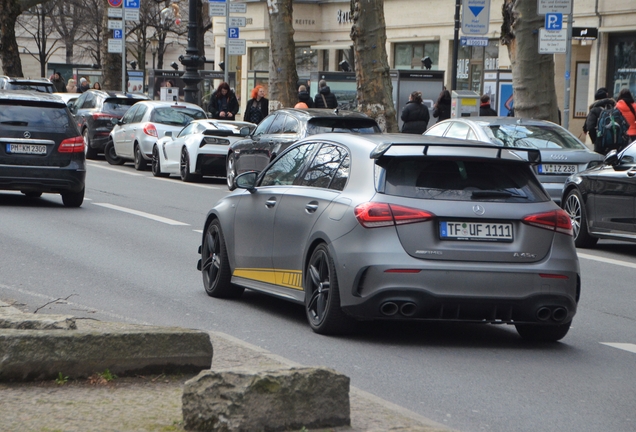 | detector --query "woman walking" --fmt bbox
[244,85,269,124]
[400,91,430,134]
